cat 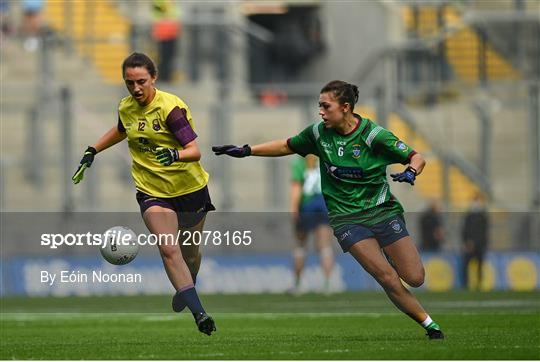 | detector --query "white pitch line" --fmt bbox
[1,312,385,322]
[0,311,519,324]
[1,298,538,323]
[433,300,540,308]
